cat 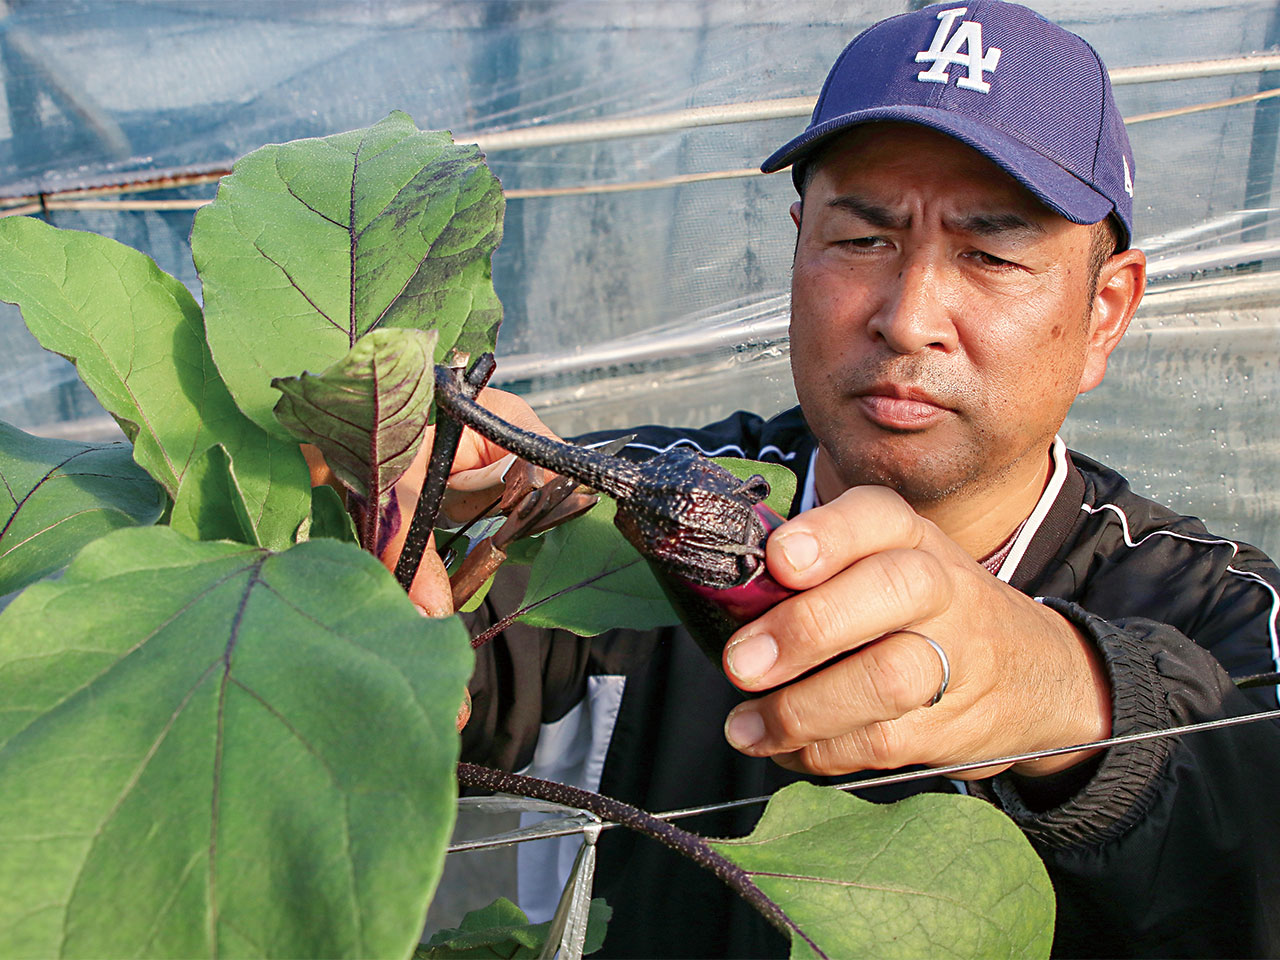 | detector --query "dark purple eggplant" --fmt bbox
[433,361,795,679]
